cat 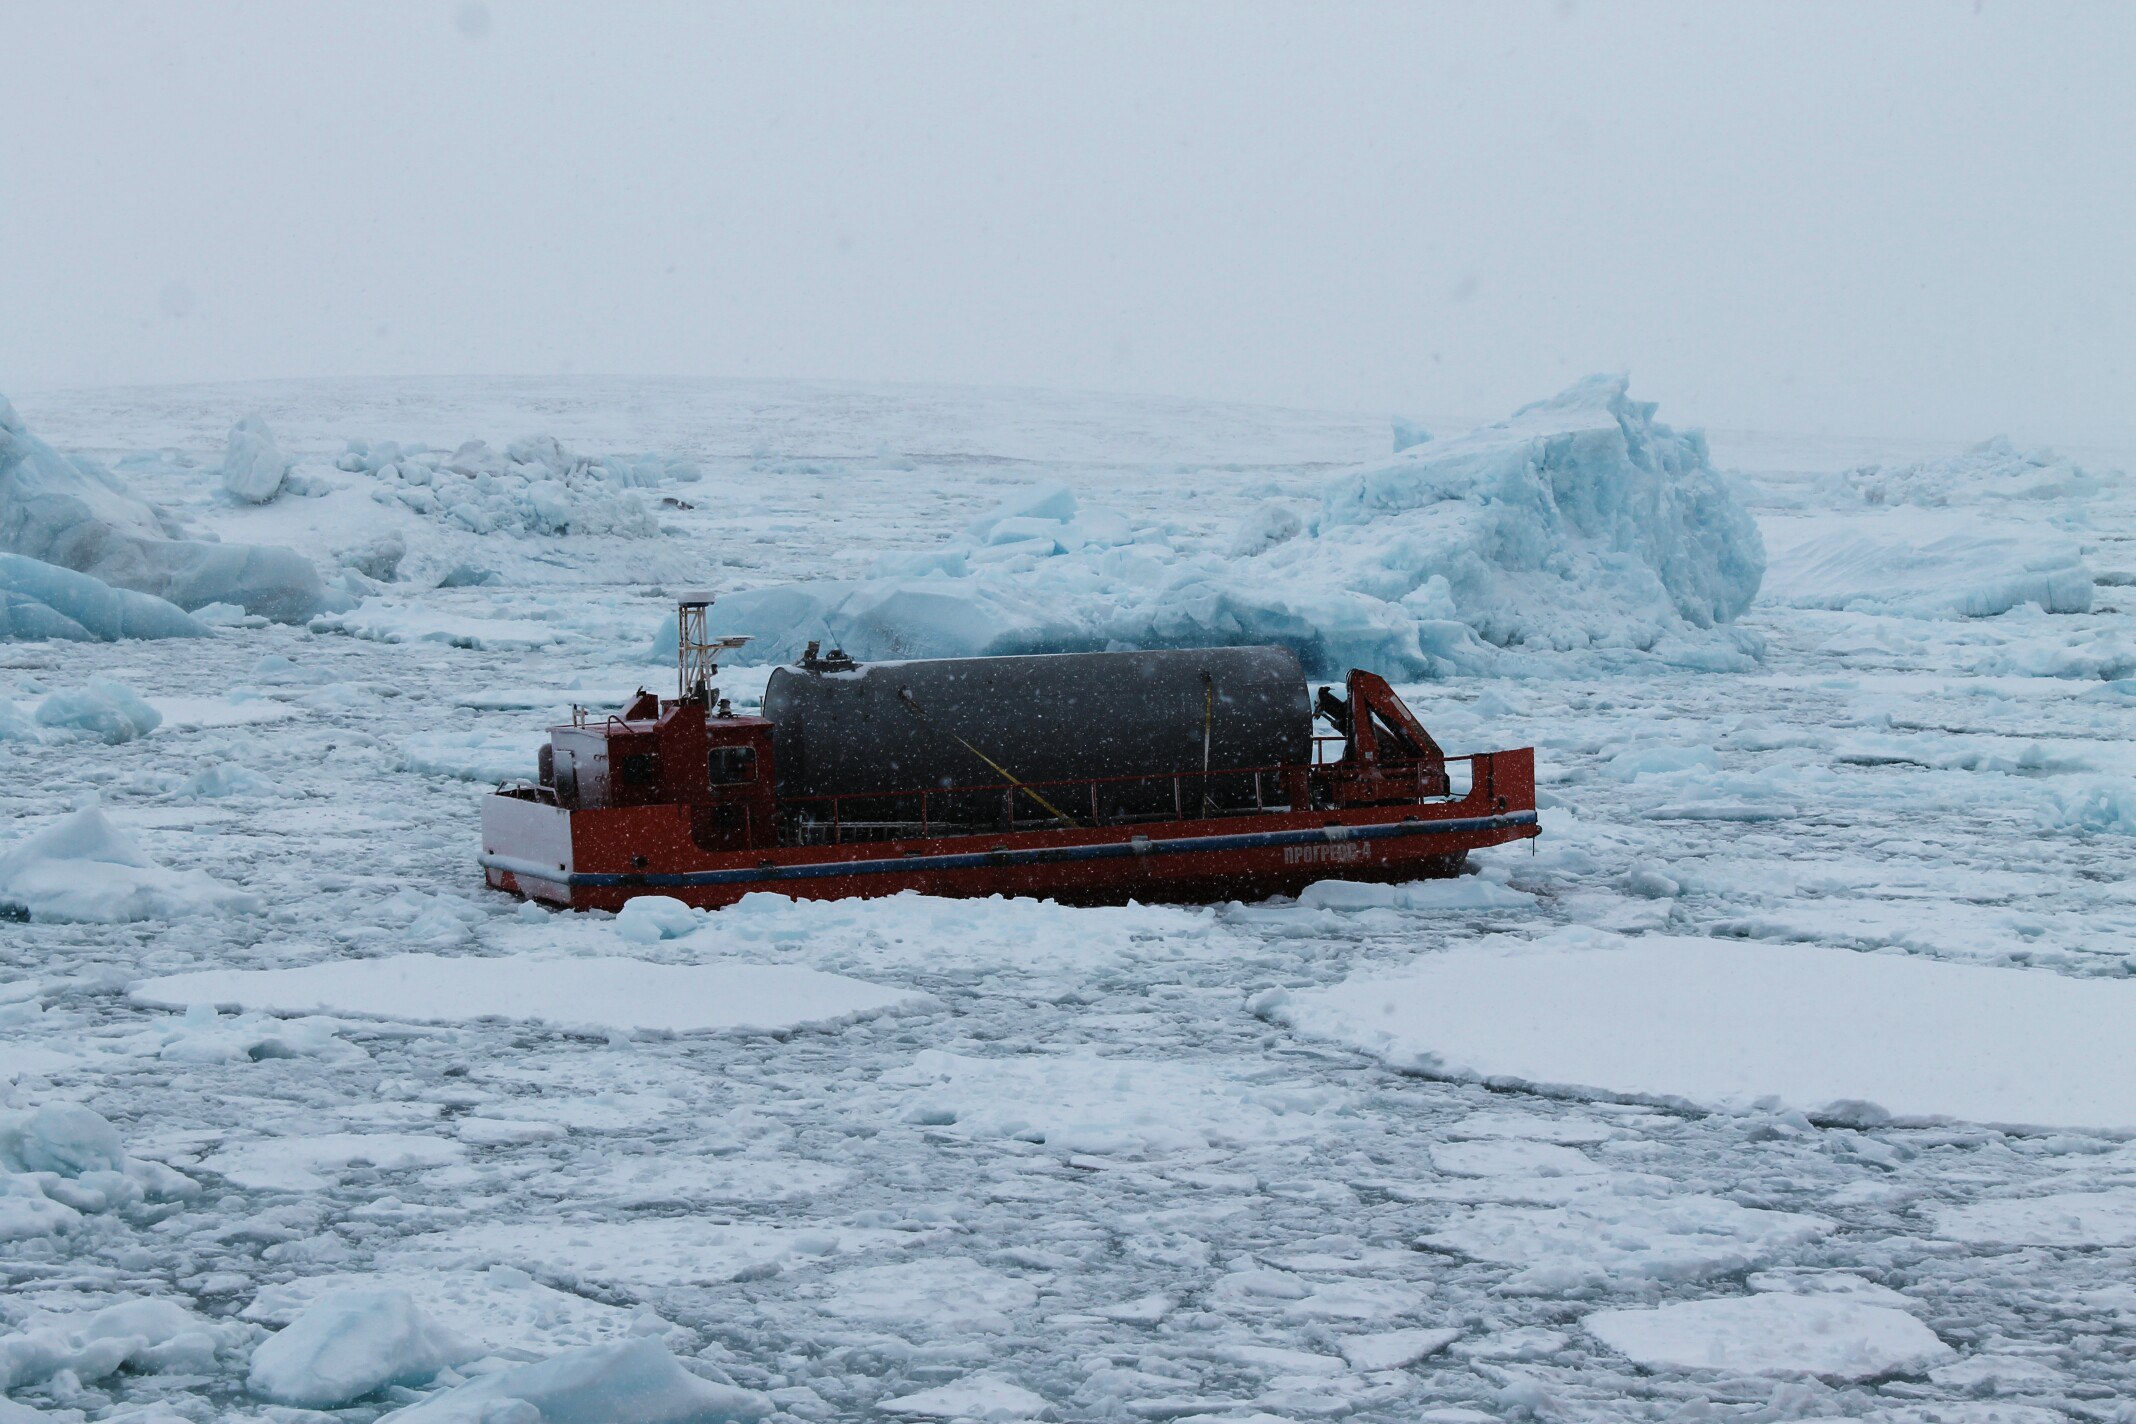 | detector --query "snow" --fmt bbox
[221,414,291,504]
[1582,1292,1954,1381]
[246,1288,475,1406]
[132,954,928,1035]
[712,376,1765,677]
[2,375,2133,1421]
[0,390,343,620]
[0,806,259,922]
[1262,932,2136,1133]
